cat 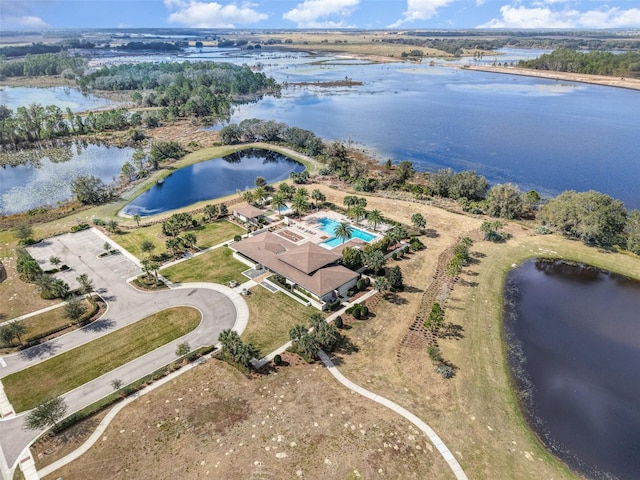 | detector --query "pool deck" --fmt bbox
[272,210,386,251]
